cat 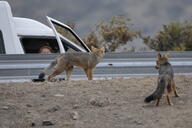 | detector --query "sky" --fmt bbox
[5,0,192,51]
